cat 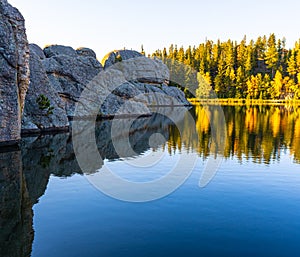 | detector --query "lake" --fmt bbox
[1,105,300,257]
